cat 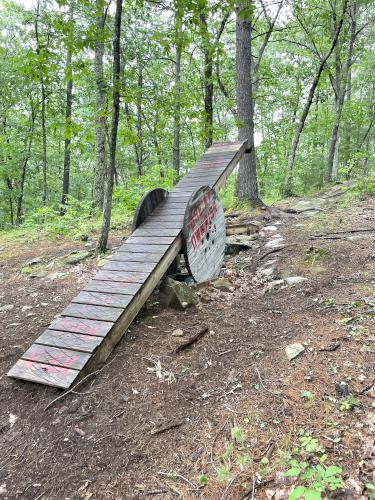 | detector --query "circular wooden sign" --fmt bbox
[183,186,225,283]
[132,188,168,231]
